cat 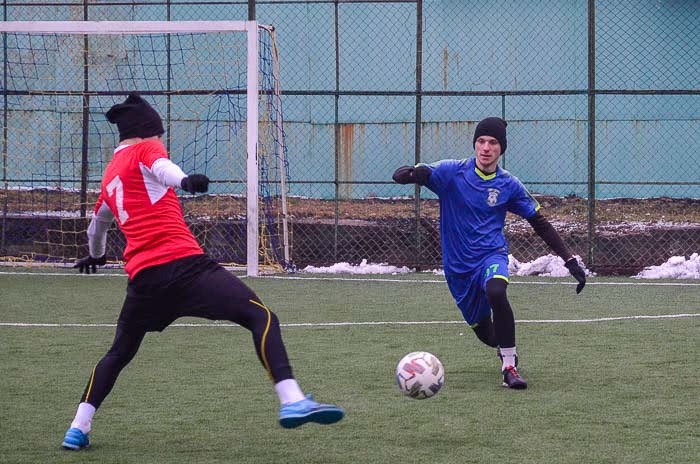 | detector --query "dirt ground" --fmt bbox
[285,195,700,224]
[3,189,699,226]
[2,190,698,275]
